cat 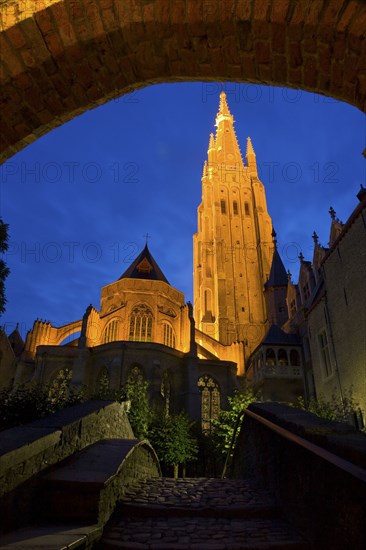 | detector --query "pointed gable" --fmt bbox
[8,326,25,357]
[119,244,170,284]
[265,247,288,288]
